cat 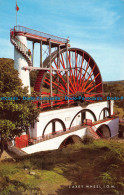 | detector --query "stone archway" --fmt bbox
[96,124,111,138]
[59,135,82,148]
